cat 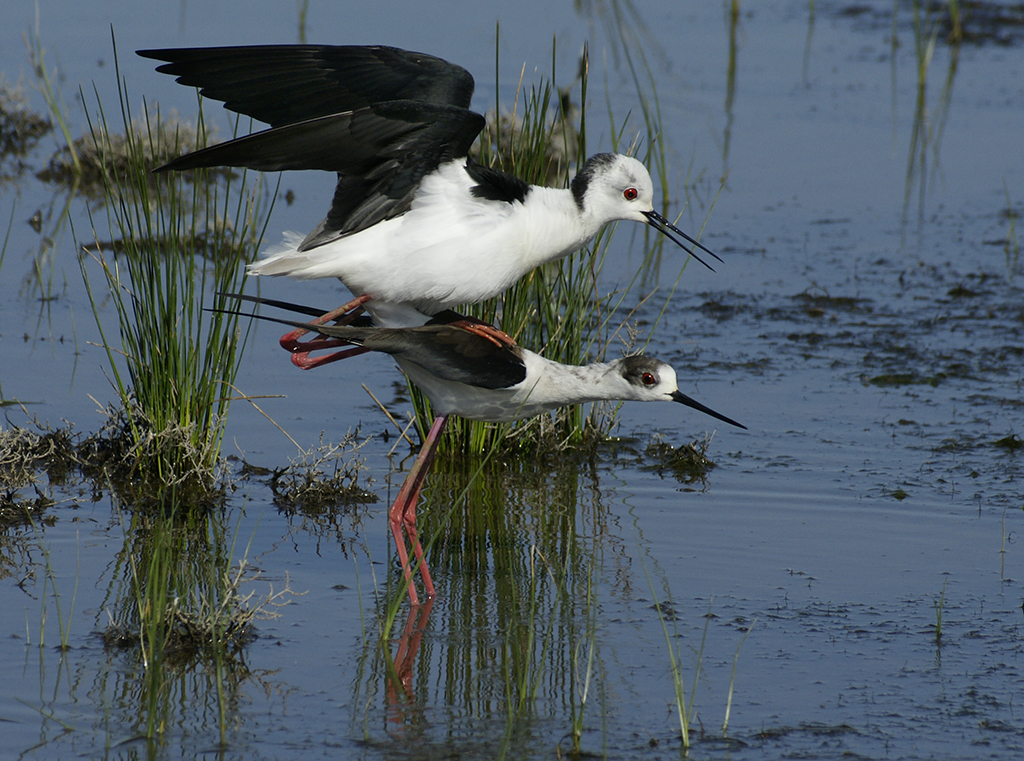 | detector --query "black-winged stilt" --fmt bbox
[224,294,745,604]
[140,46,721,336]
